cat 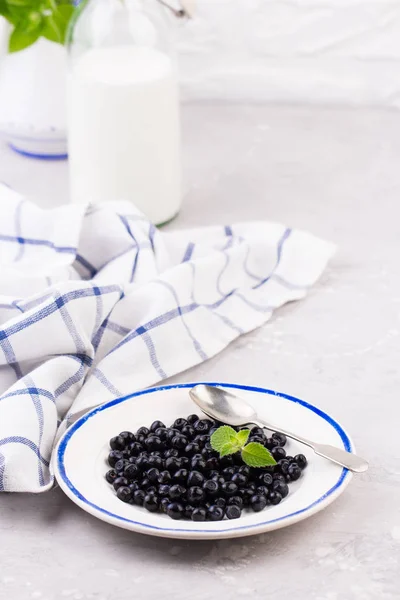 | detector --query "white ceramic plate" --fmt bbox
[54,382,354,540]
